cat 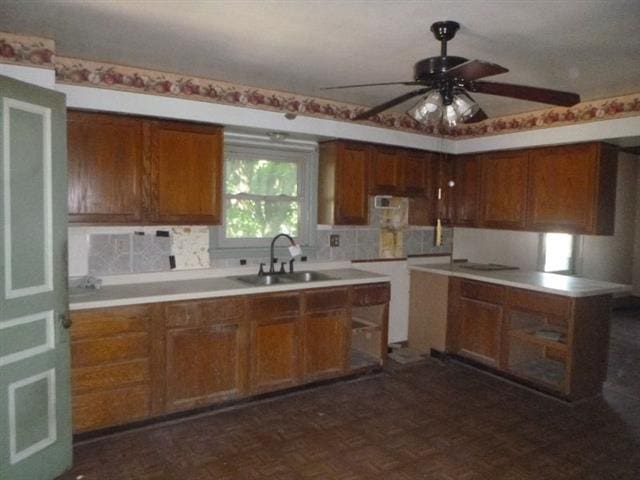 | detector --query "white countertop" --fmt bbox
[409,263,632,298]
[69,268,390,310]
